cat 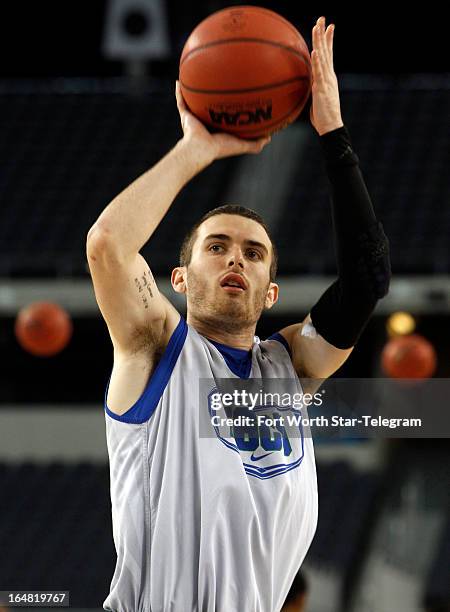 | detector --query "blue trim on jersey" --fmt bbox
[208,339,252,379]
[267,332,292,357]
[104,316,188,424]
